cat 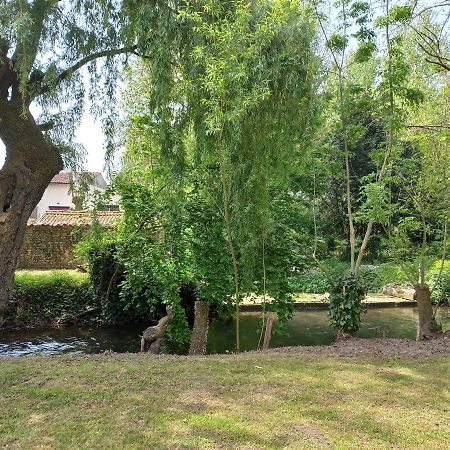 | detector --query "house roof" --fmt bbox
[51,171,102,184]
[31,210,123,227]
